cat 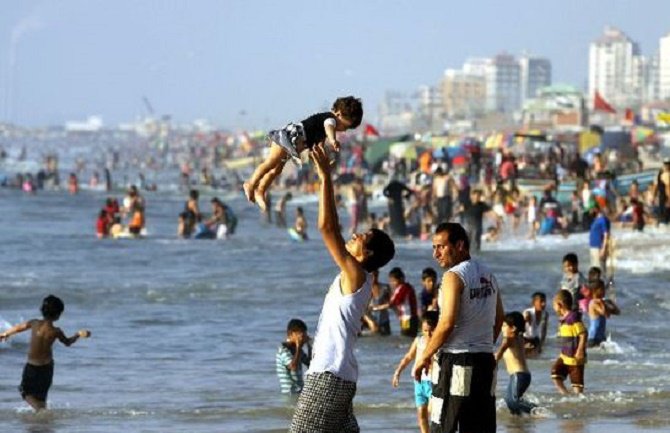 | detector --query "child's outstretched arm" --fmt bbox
[0,320,34,341]
[392,338,418,387]
[56,329,91,347]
